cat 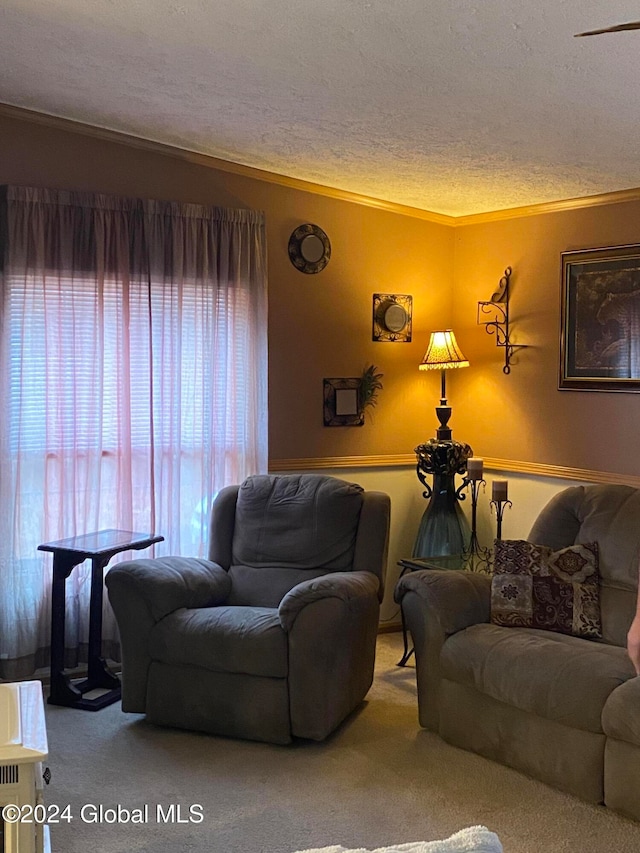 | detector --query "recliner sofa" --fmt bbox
[396,484,640,819]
